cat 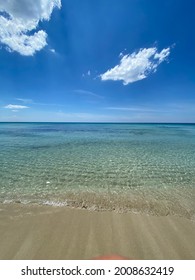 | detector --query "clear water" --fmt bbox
[0,122,195,219]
